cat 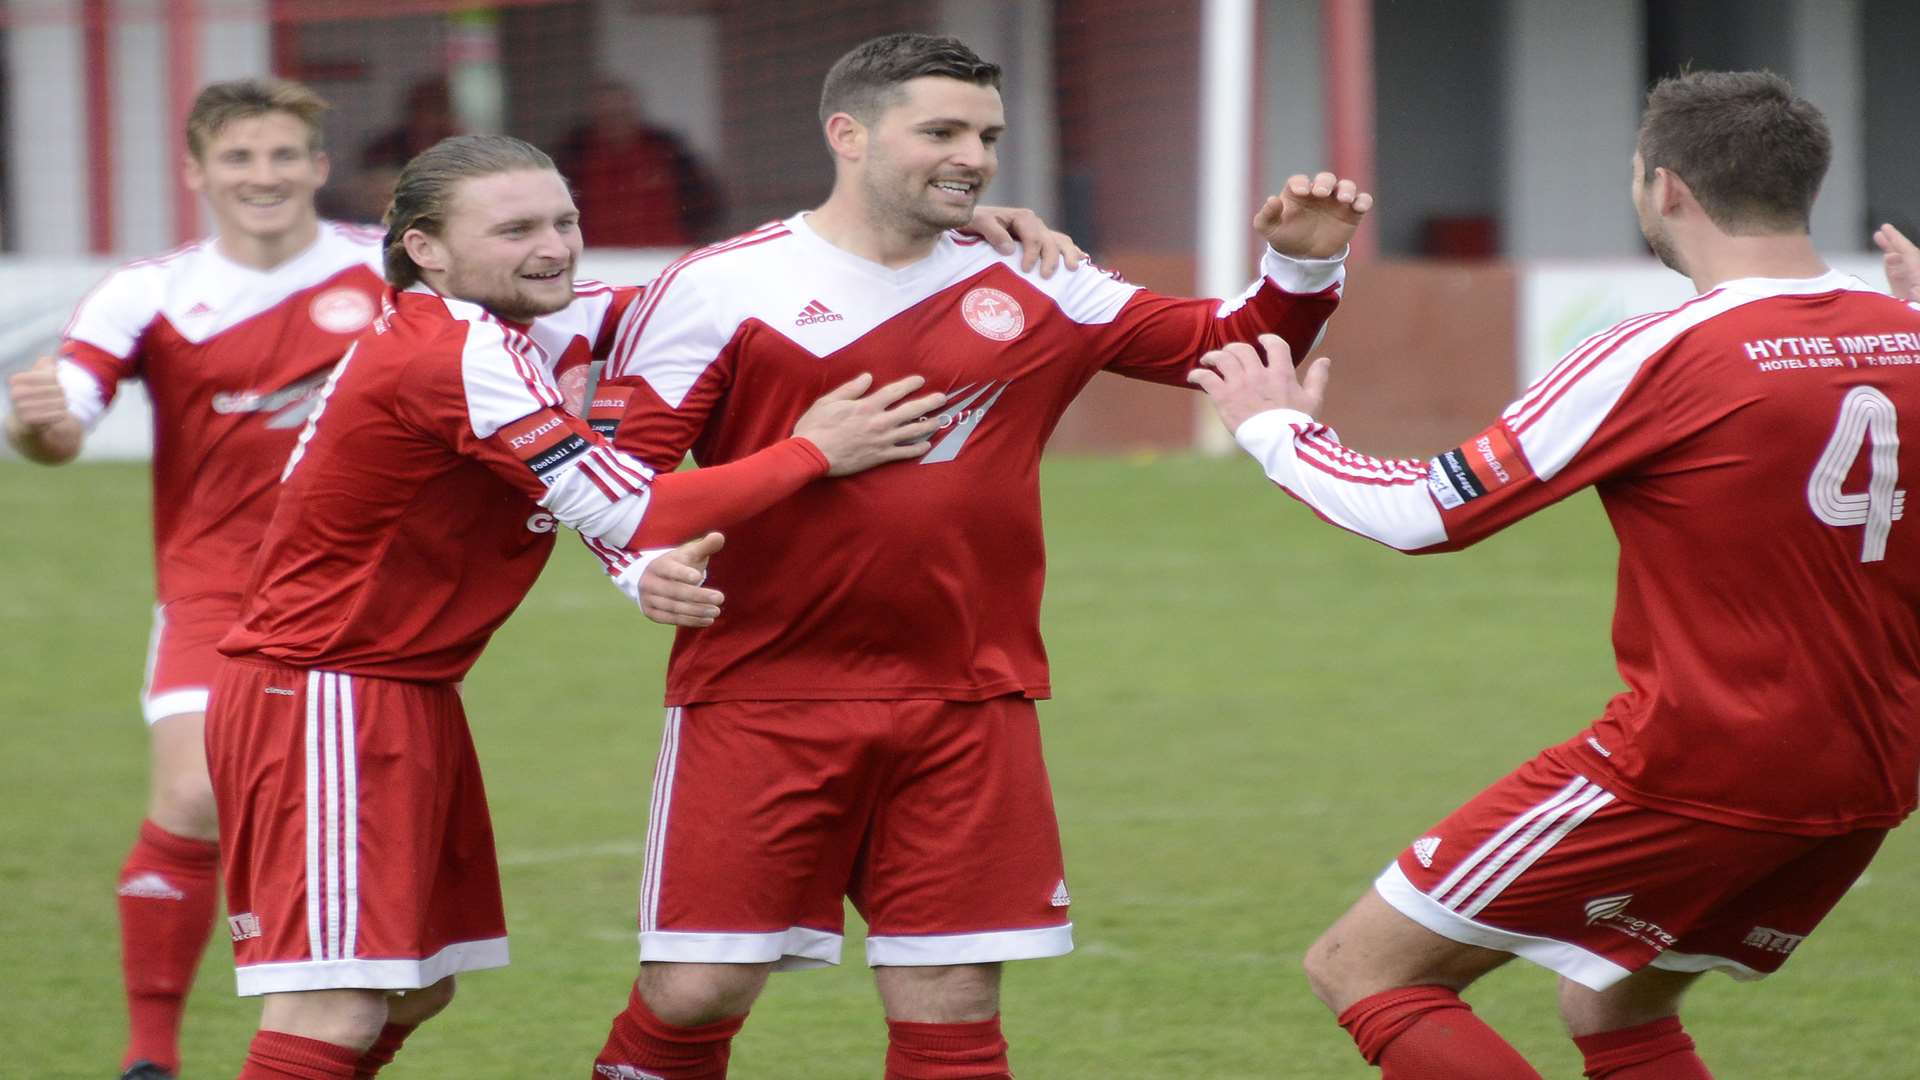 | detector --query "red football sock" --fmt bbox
[237,1030,362,1079]
[353,1022,417,1078]
[594,982,744,1079]
[1337,985,1543,1079]
[118,819,221,1072]
[1573,1016,1713,1079]
[884,1015,1013,1080]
